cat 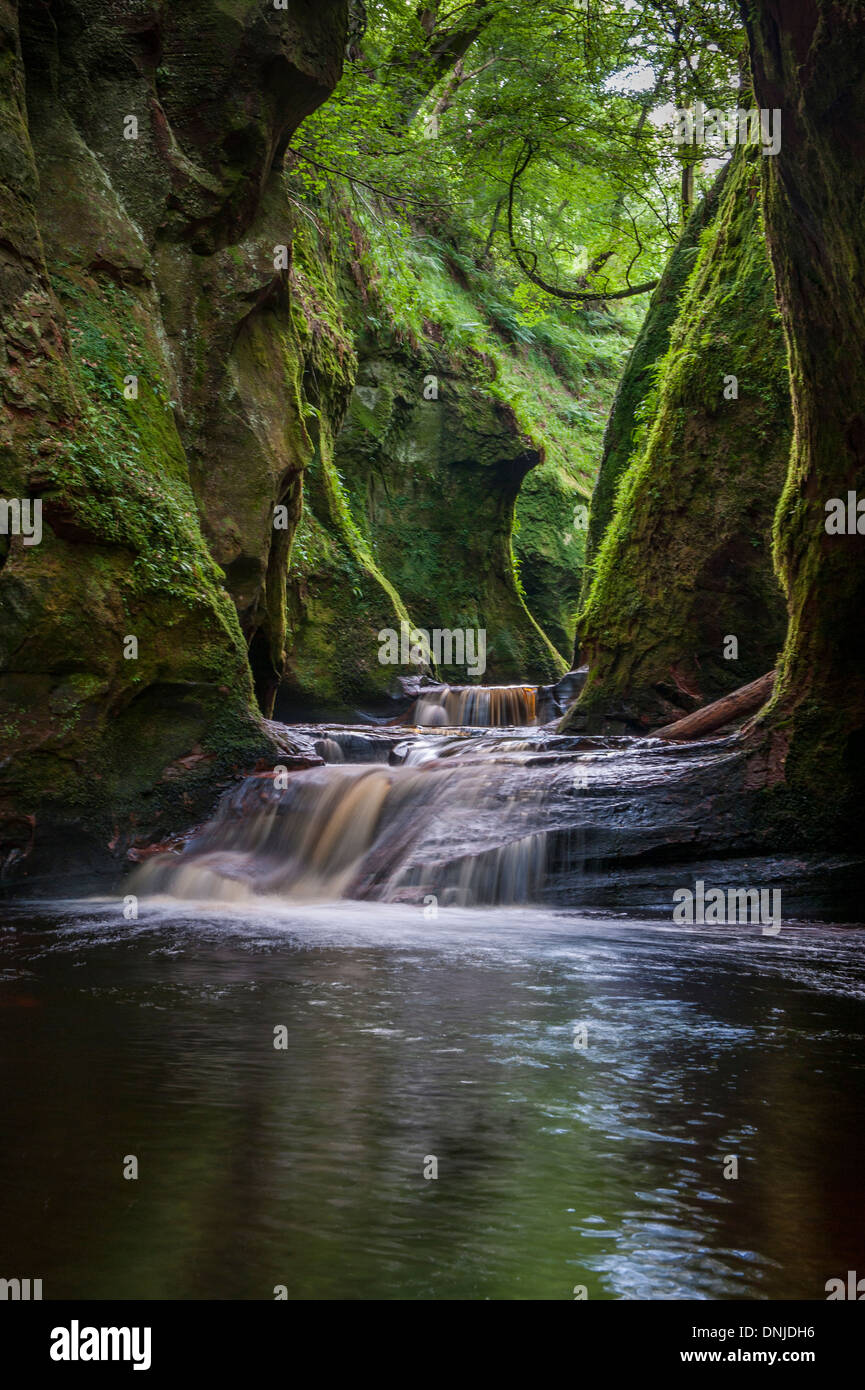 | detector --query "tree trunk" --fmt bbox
[742,1,865,840]
[654,672,775,742]
[385,1,492,127]
[680,160,695,220]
